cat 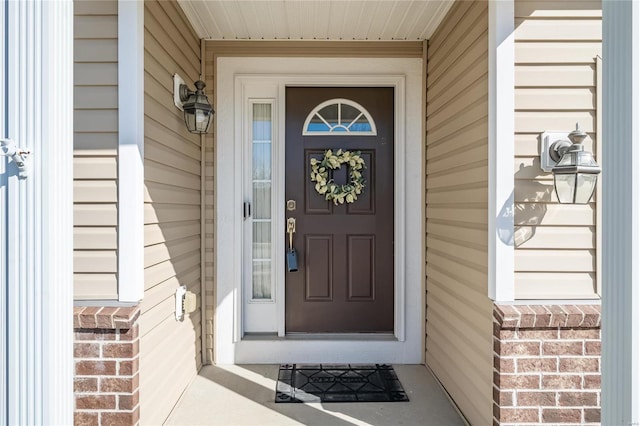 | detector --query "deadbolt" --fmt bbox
[286,199,296,211]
